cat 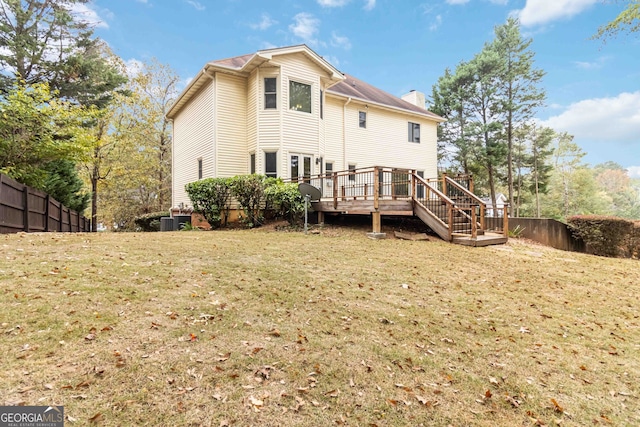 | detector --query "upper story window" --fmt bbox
[250,153,256,174]
[197,158,203,180]
[264,77,277,109]
[289,80,311,113]
[408,122,420,143]
[359,111,367,128]
[320,90,324,119]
